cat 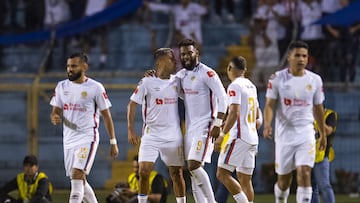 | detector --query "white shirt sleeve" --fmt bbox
[313,75,325,105]
[203,70,228,114]
[148,2,172,14]
[95,83,112,111]
[265,73,279,99]
[50,82,62,108]
[130,79,147,105]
